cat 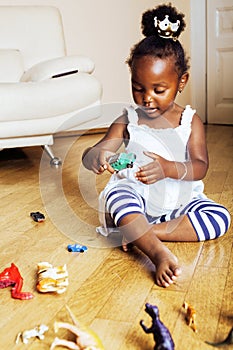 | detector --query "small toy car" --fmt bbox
[67,244,88,253]
[108,152,136,171]
[30,212,45,222]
